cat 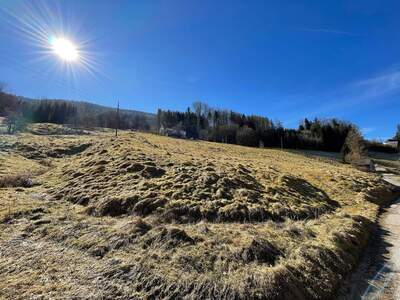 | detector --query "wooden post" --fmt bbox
[115,100,119,137]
